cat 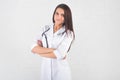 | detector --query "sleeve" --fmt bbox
[31,26,44,50]
[53,31,73,60]
[34,28,43,42]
